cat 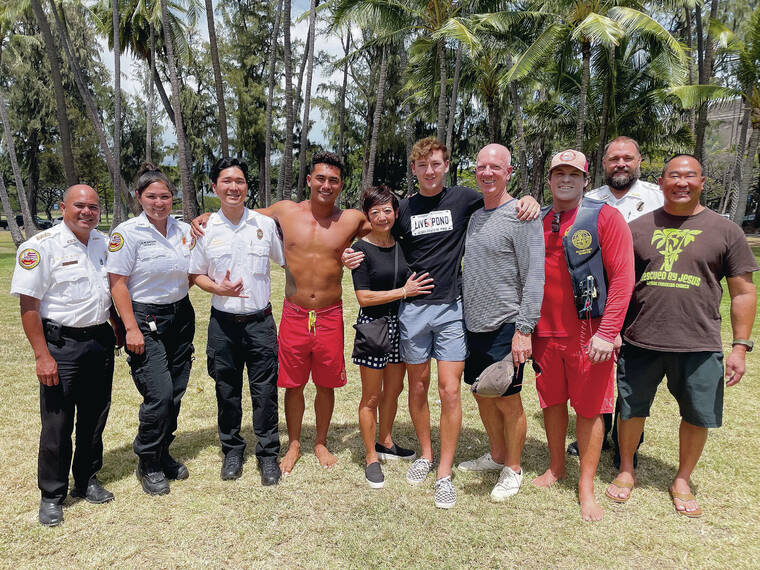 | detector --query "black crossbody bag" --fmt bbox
[352,243,398,359]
